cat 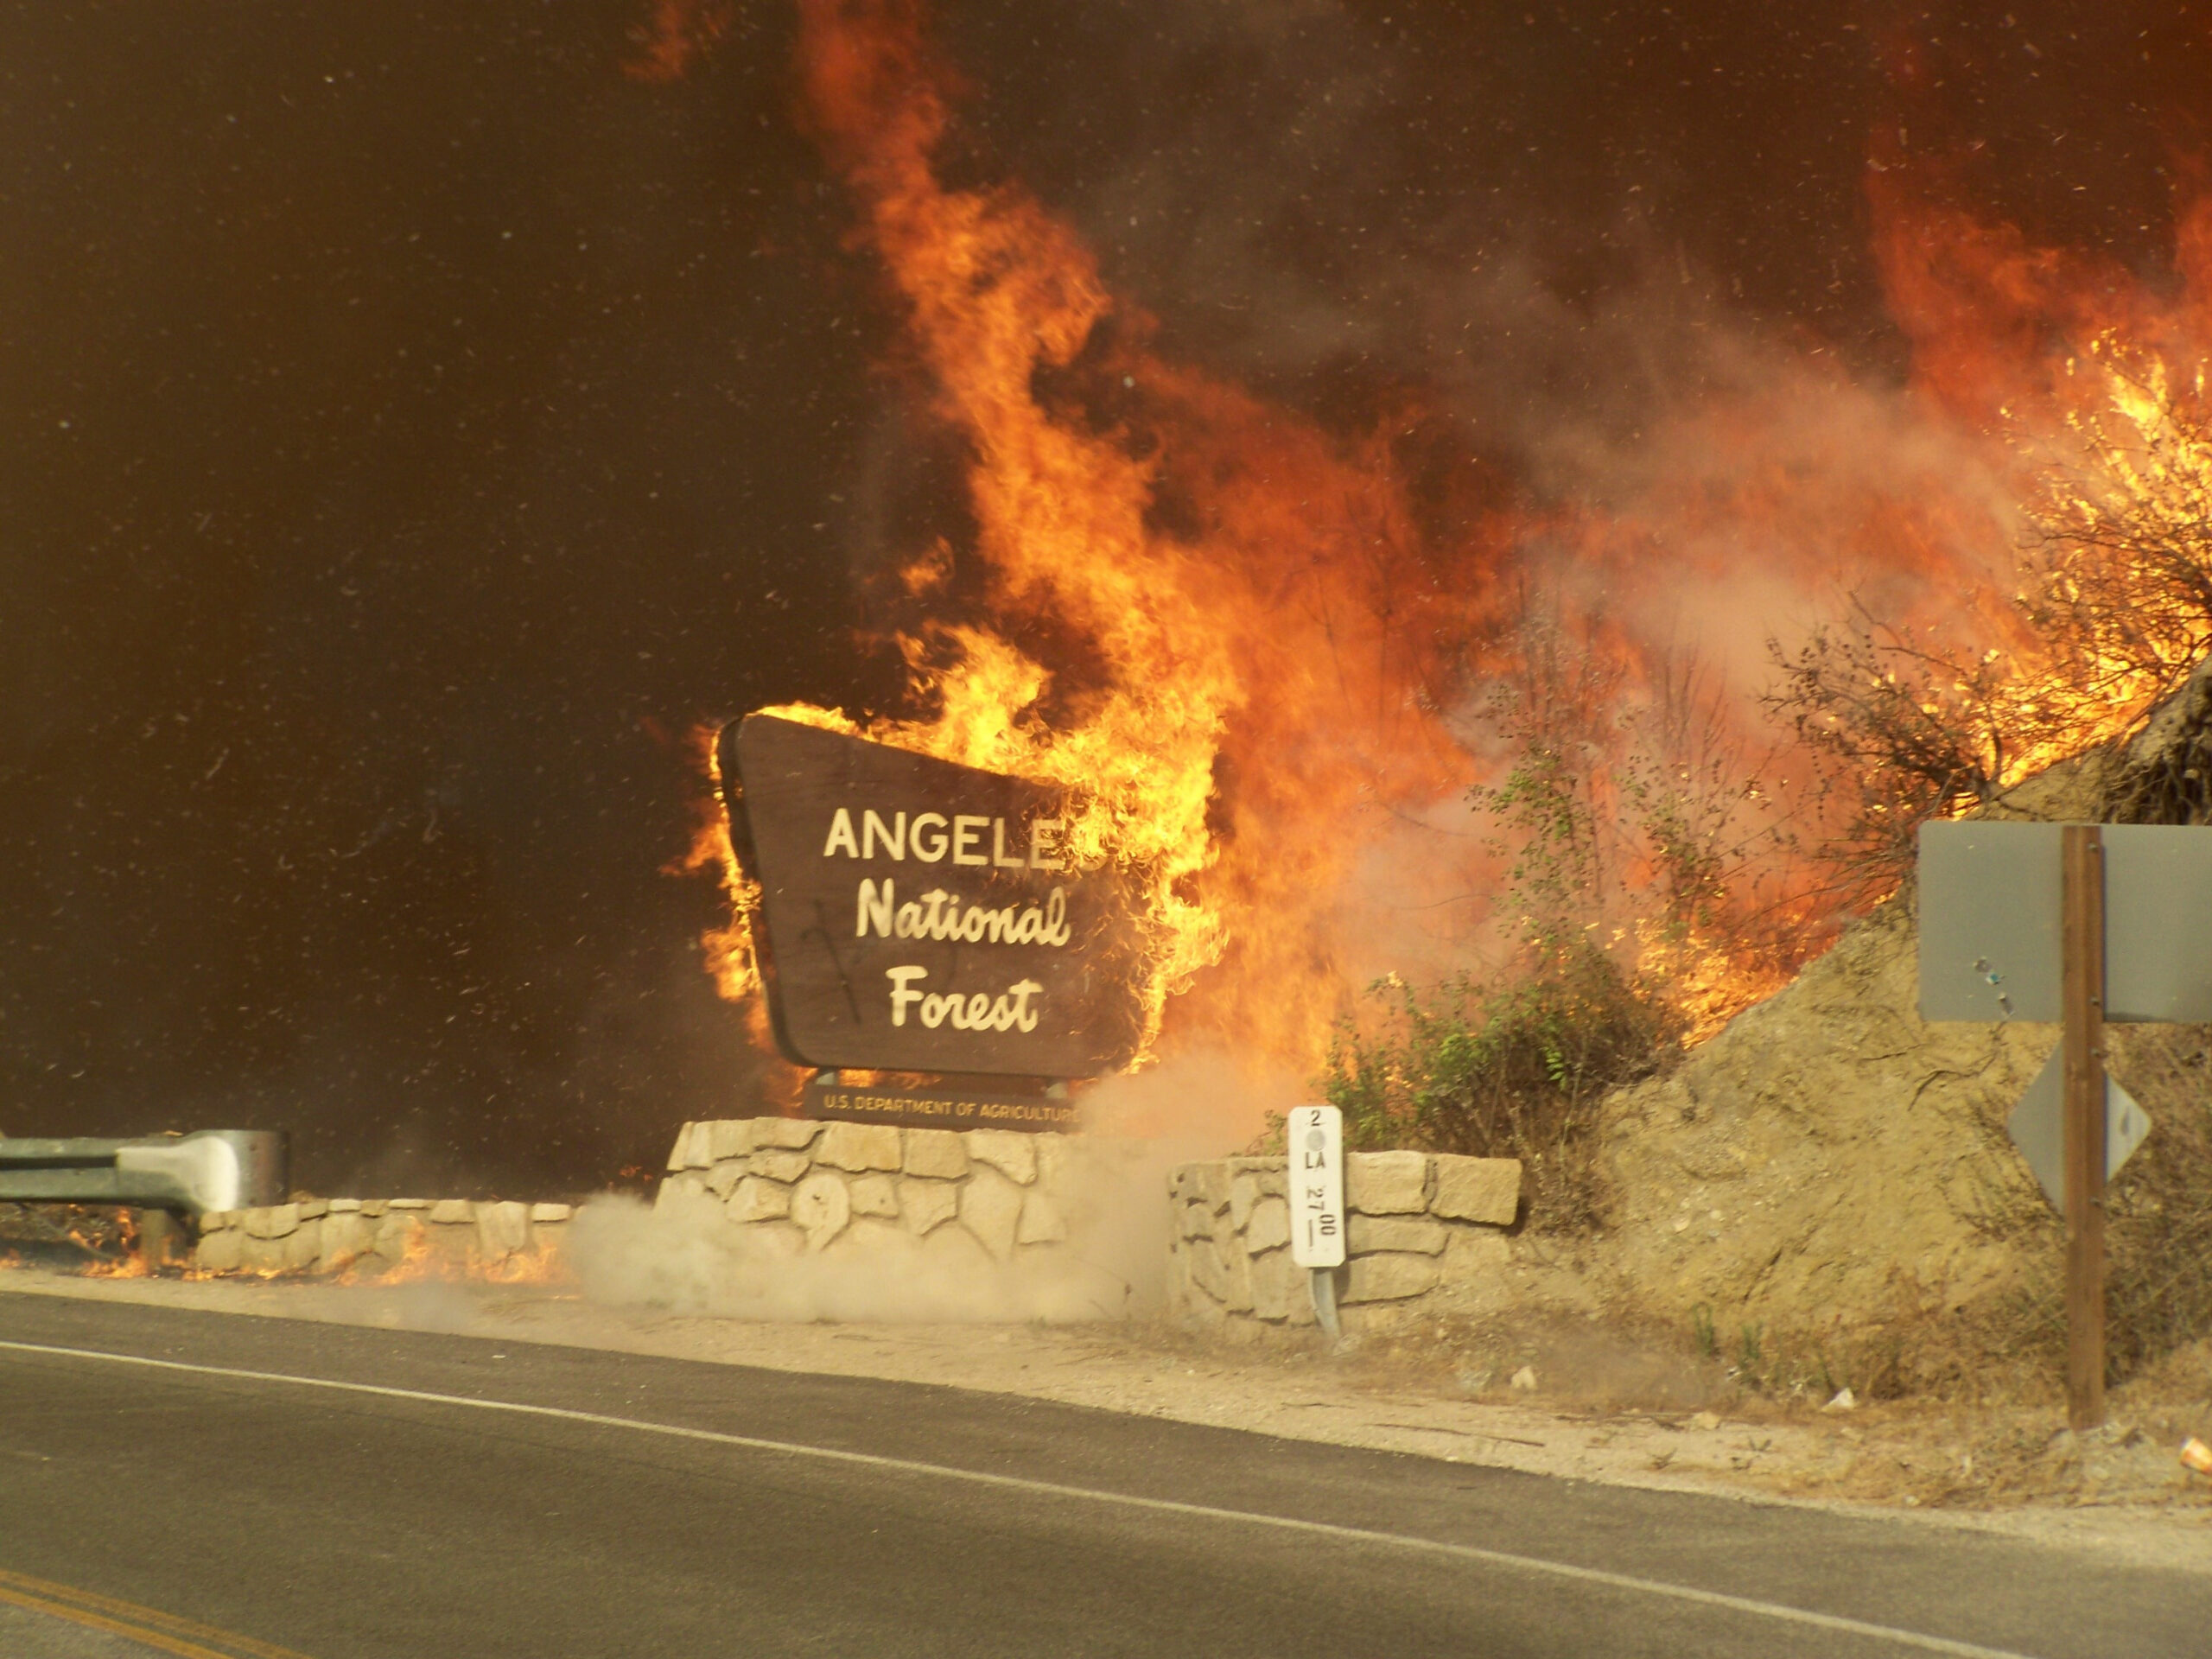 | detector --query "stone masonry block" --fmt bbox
[749,1147,813,1184]
[666,1122,696,1173]
[1033,1134,1071,1193]
[475,1200,532,1259]
[1343,1251,1441,1303]
[959,1166,1025,1261]
[196,1229,243,1274]
[706,1119,756,1162]
[1218,1238,1254,1313]
[654,1173,704,1211]
[816,1122,903,1173]
[281,1219,323,1271]
[1346,1151,1430,1215]
[1347,1213,1447,1255]
[1015,1189,1067,1246]
[1211,1202,1244,1255]
[1243,1196,1291,1254]
[1228,1173,1262,1232]
[903,1128,969,1180]
[374,1213,424,1263]
[898,1176,959,1236]
[822,1217,909,1267]
[317,1210,372,1271]
[529,1202,573,1223]
[1182,1164,1230,1211]
[1224,1157,1287,1198]
[681,1122,716,1170]
[705,1161,746,1199]
[791,1171,852,1251]
[1247,1245,1300,1322]
[849,1173,900,1218]
[429,1199,474,1225]
[1429,1155,1522,1226]
[727,1175,792,1224]
[1183,1238,1230,1305]
[963,1130,1036,1185]
[752,1118,824,1150]
[243,1205,299,1241]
